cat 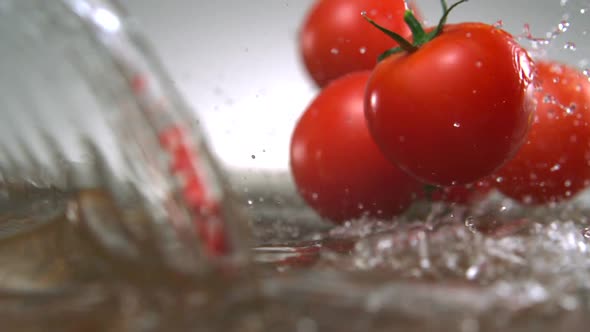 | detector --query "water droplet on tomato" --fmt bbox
[475,61,483,68]
[575,84,583,92]
[311,193,319,200]
[496,176,504,183]
[565,180,572,187]
[543,95,557,104]
[465,32,472,38]
[523,195,534,204]
[360,11,367,16]
[565,103,576,115]
[357,203,365,210]
[453,122,461,128]
[570,135,578,143]
[359,47,367,54]
[582,68,590,78]
[398,136,406,142]
[330,48,339,55]
[550,164,561,172]
[370,9,378,15]
[552,77,560,83]
[472,89,477,94]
